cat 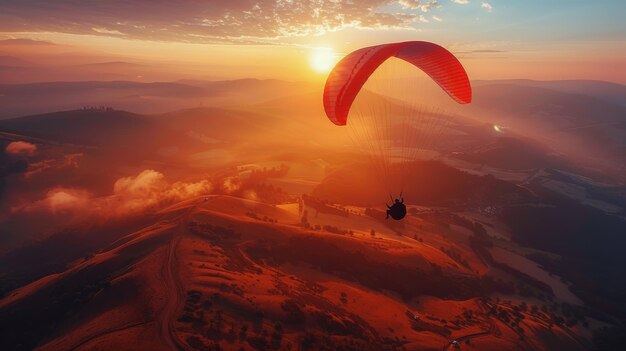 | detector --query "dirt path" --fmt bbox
[156,205,197,351]
[68,201,200,351]
[63,205,200,351]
